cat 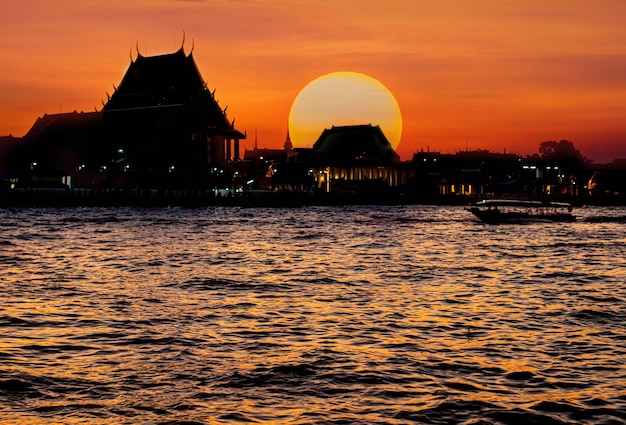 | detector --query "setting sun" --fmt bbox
[288,72,403,150]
